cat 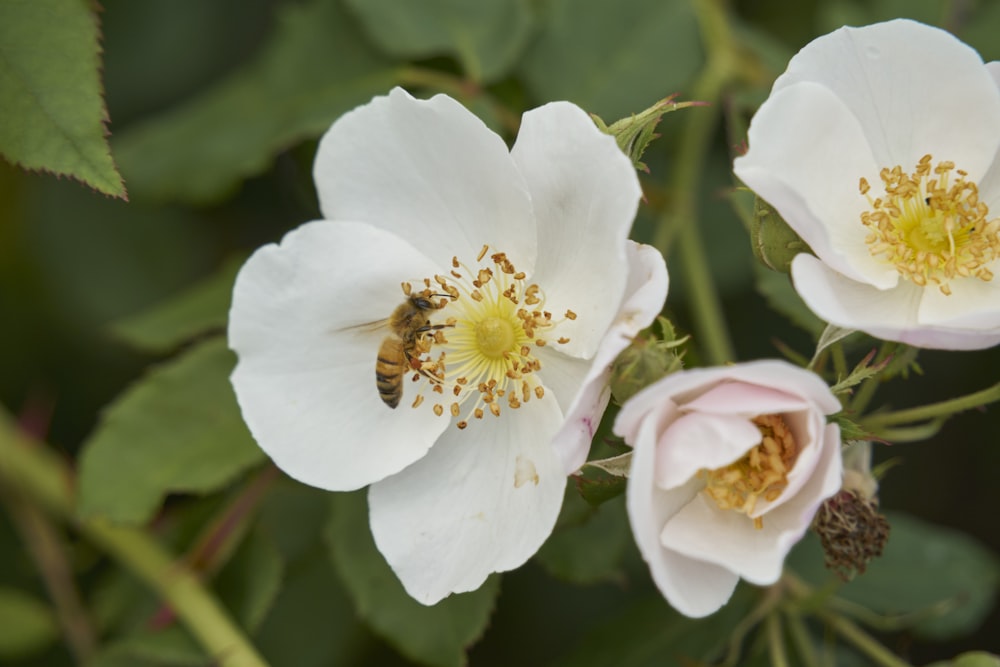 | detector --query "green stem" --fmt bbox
[766,611,790,667]
[862,381,1000,430]
[784,610,822,667]
[818,612,913,667]
[0,412,270,667]
[849,343,895,415]
[654,0,739,364]
[2,488,97,662]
